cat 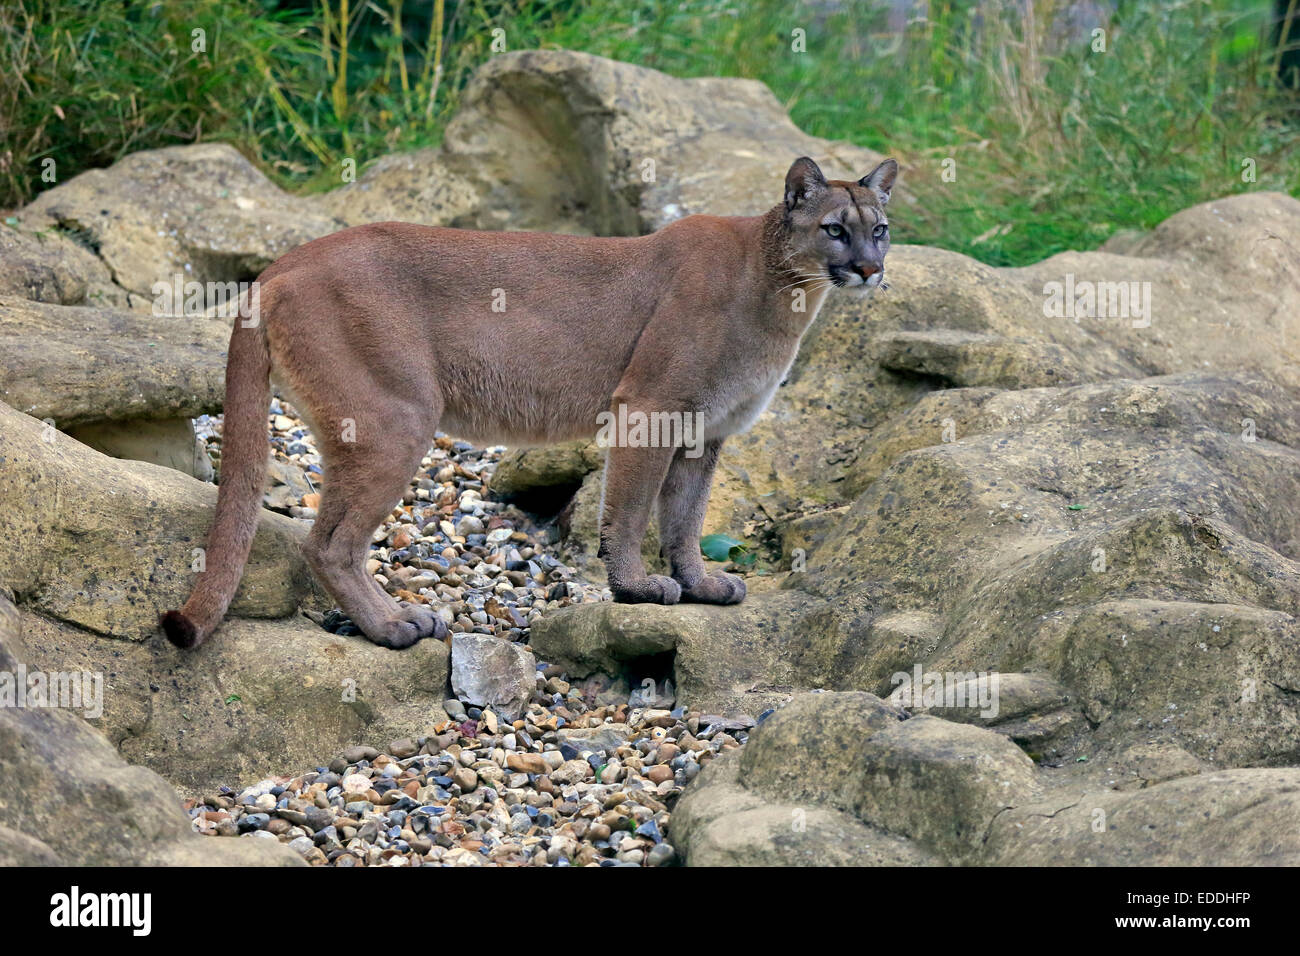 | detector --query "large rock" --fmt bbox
[320,49,904,236]
[18,142,345,299]
[0,220,127,308]
[800,372,1300,769]
[670,746,937,867]
[0,295,228,477]
[532,591,833,718]
[450,633,536,722]
[0,399,315,639]
[843,715,1039,862]
[675,692,1035,866]
[0,399,452,792]
[15,608,450,795]
[892,672,1080,759]
[675,691,1300,866]
[988,769,1300,865]
[0,593,302,865]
